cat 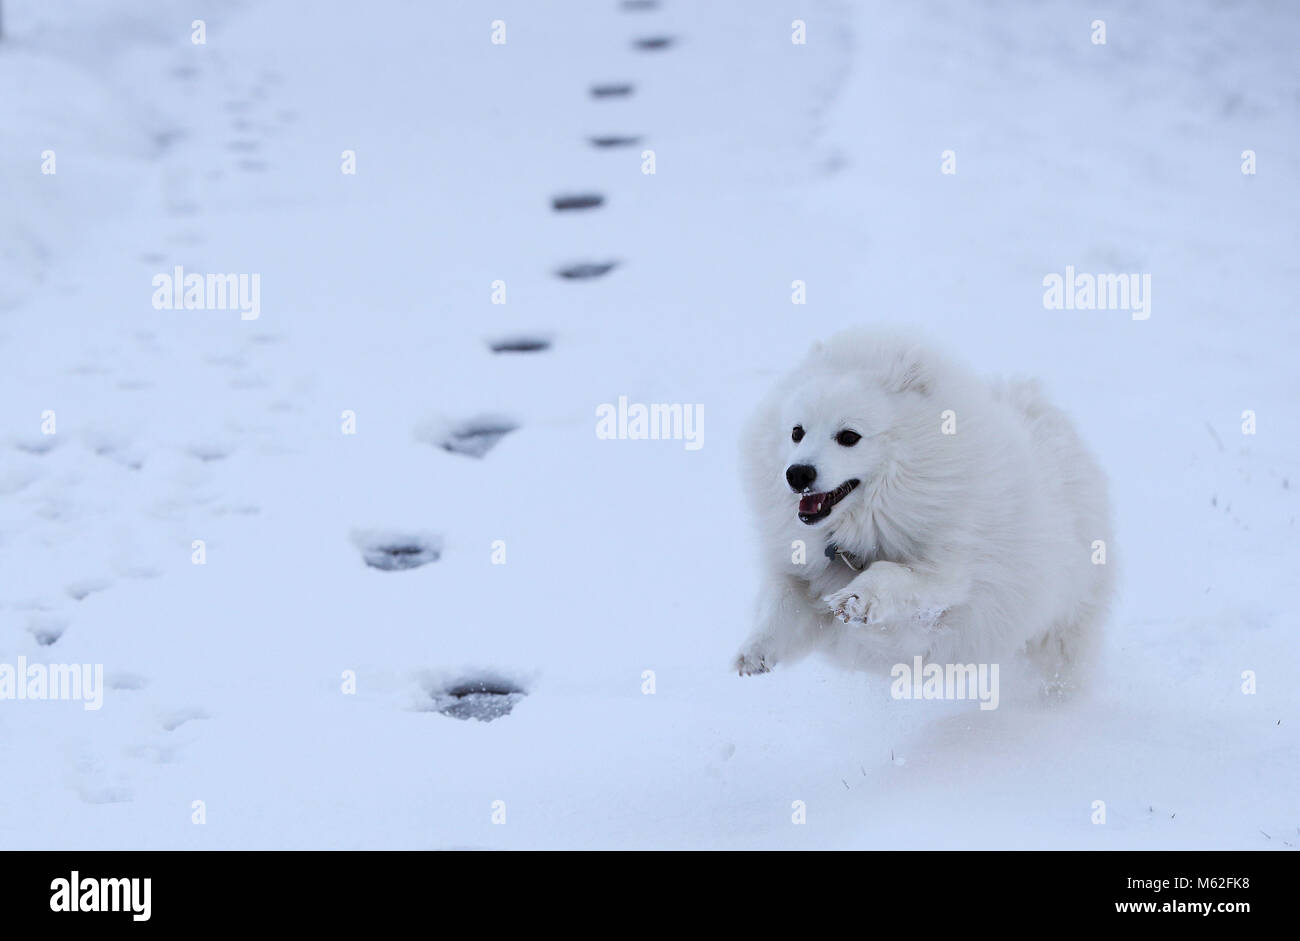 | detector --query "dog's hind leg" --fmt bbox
[1024,601,1105,700]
